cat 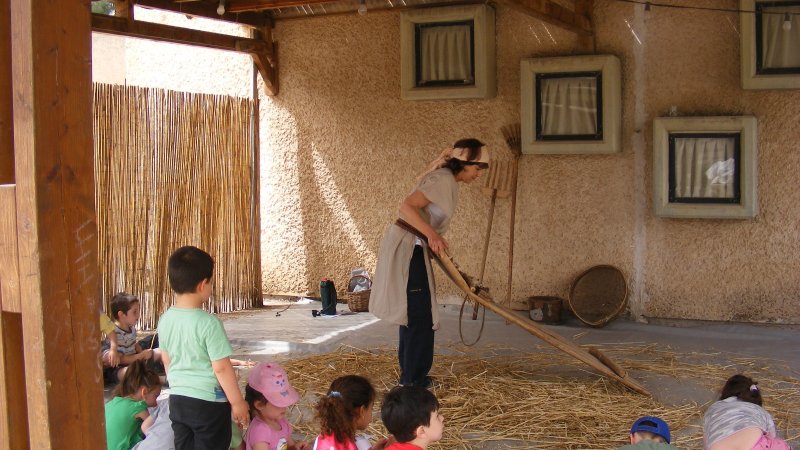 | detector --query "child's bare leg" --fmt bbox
[152,348,163,362]
[116,366,128,382]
